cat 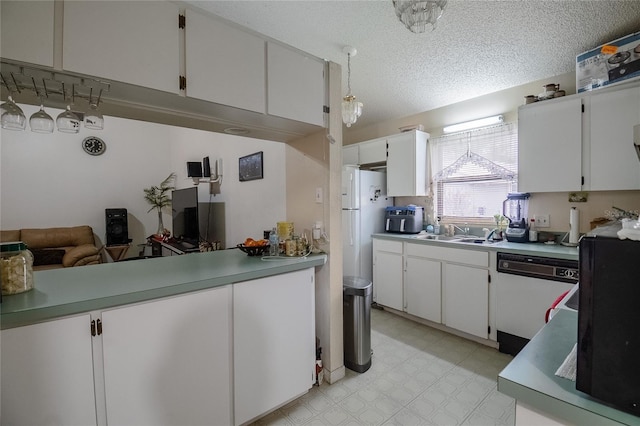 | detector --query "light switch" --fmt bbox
[315,187,323,204]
